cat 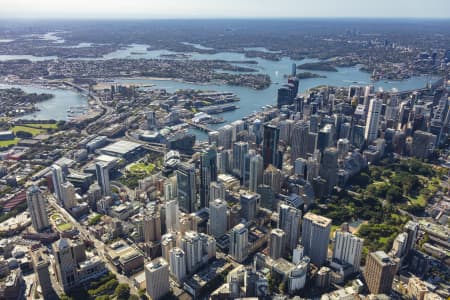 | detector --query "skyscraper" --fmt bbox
[404,221,419,257]
[364,98,383,144]
[176,163,197,213]
[169,247,186,283]
[240,192,260,222]
[333,230,364,273]
[200,148,218,209]
[143,208,162,243]
[233,141,249,182]
[363,251,397,295]
[27,186,49,232]
[319,147,338,195]
[165,199,180,233]
[208,199,228,238]
[263,124,280,168]
[269,228,286,259]
[95,161,110,196]
[263,165,282,194]
[249,154,263,193]
[301,212,332,267]
[53,239,78,291]
[230,223,248,263]
[61,181,76,209]
[145,258,170,300]
[278,203,302,251]
[210,181,225,202]
[291,120,309,161]
[51,164,64,203]
[218,124,233,149]
[31,249,53,298]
